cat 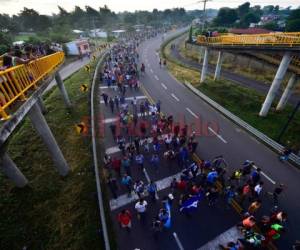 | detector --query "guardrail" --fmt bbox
[184,81,300,167]
[0,52,64,120]
[197,32,300,47]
